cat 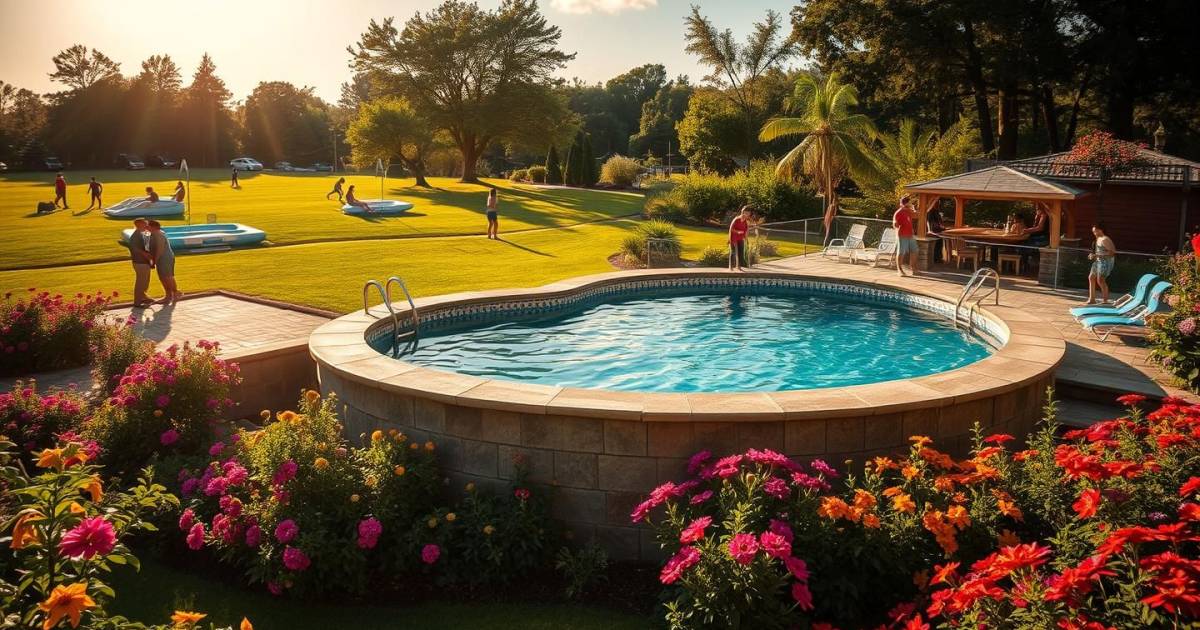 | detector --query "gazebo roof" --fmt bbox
[905,165,1087,200]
